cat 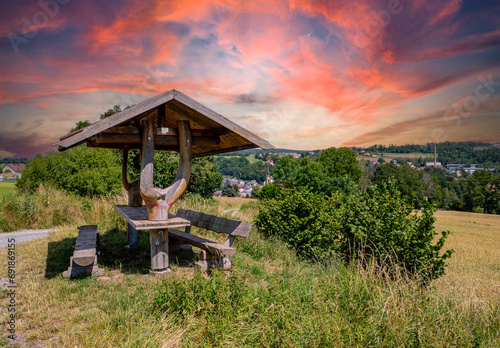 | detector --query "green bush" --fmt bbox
[17,146,122,197]
[255,181,453,282]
